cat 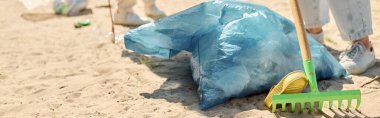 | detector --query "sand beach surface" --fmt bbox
[0,0,379,117]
